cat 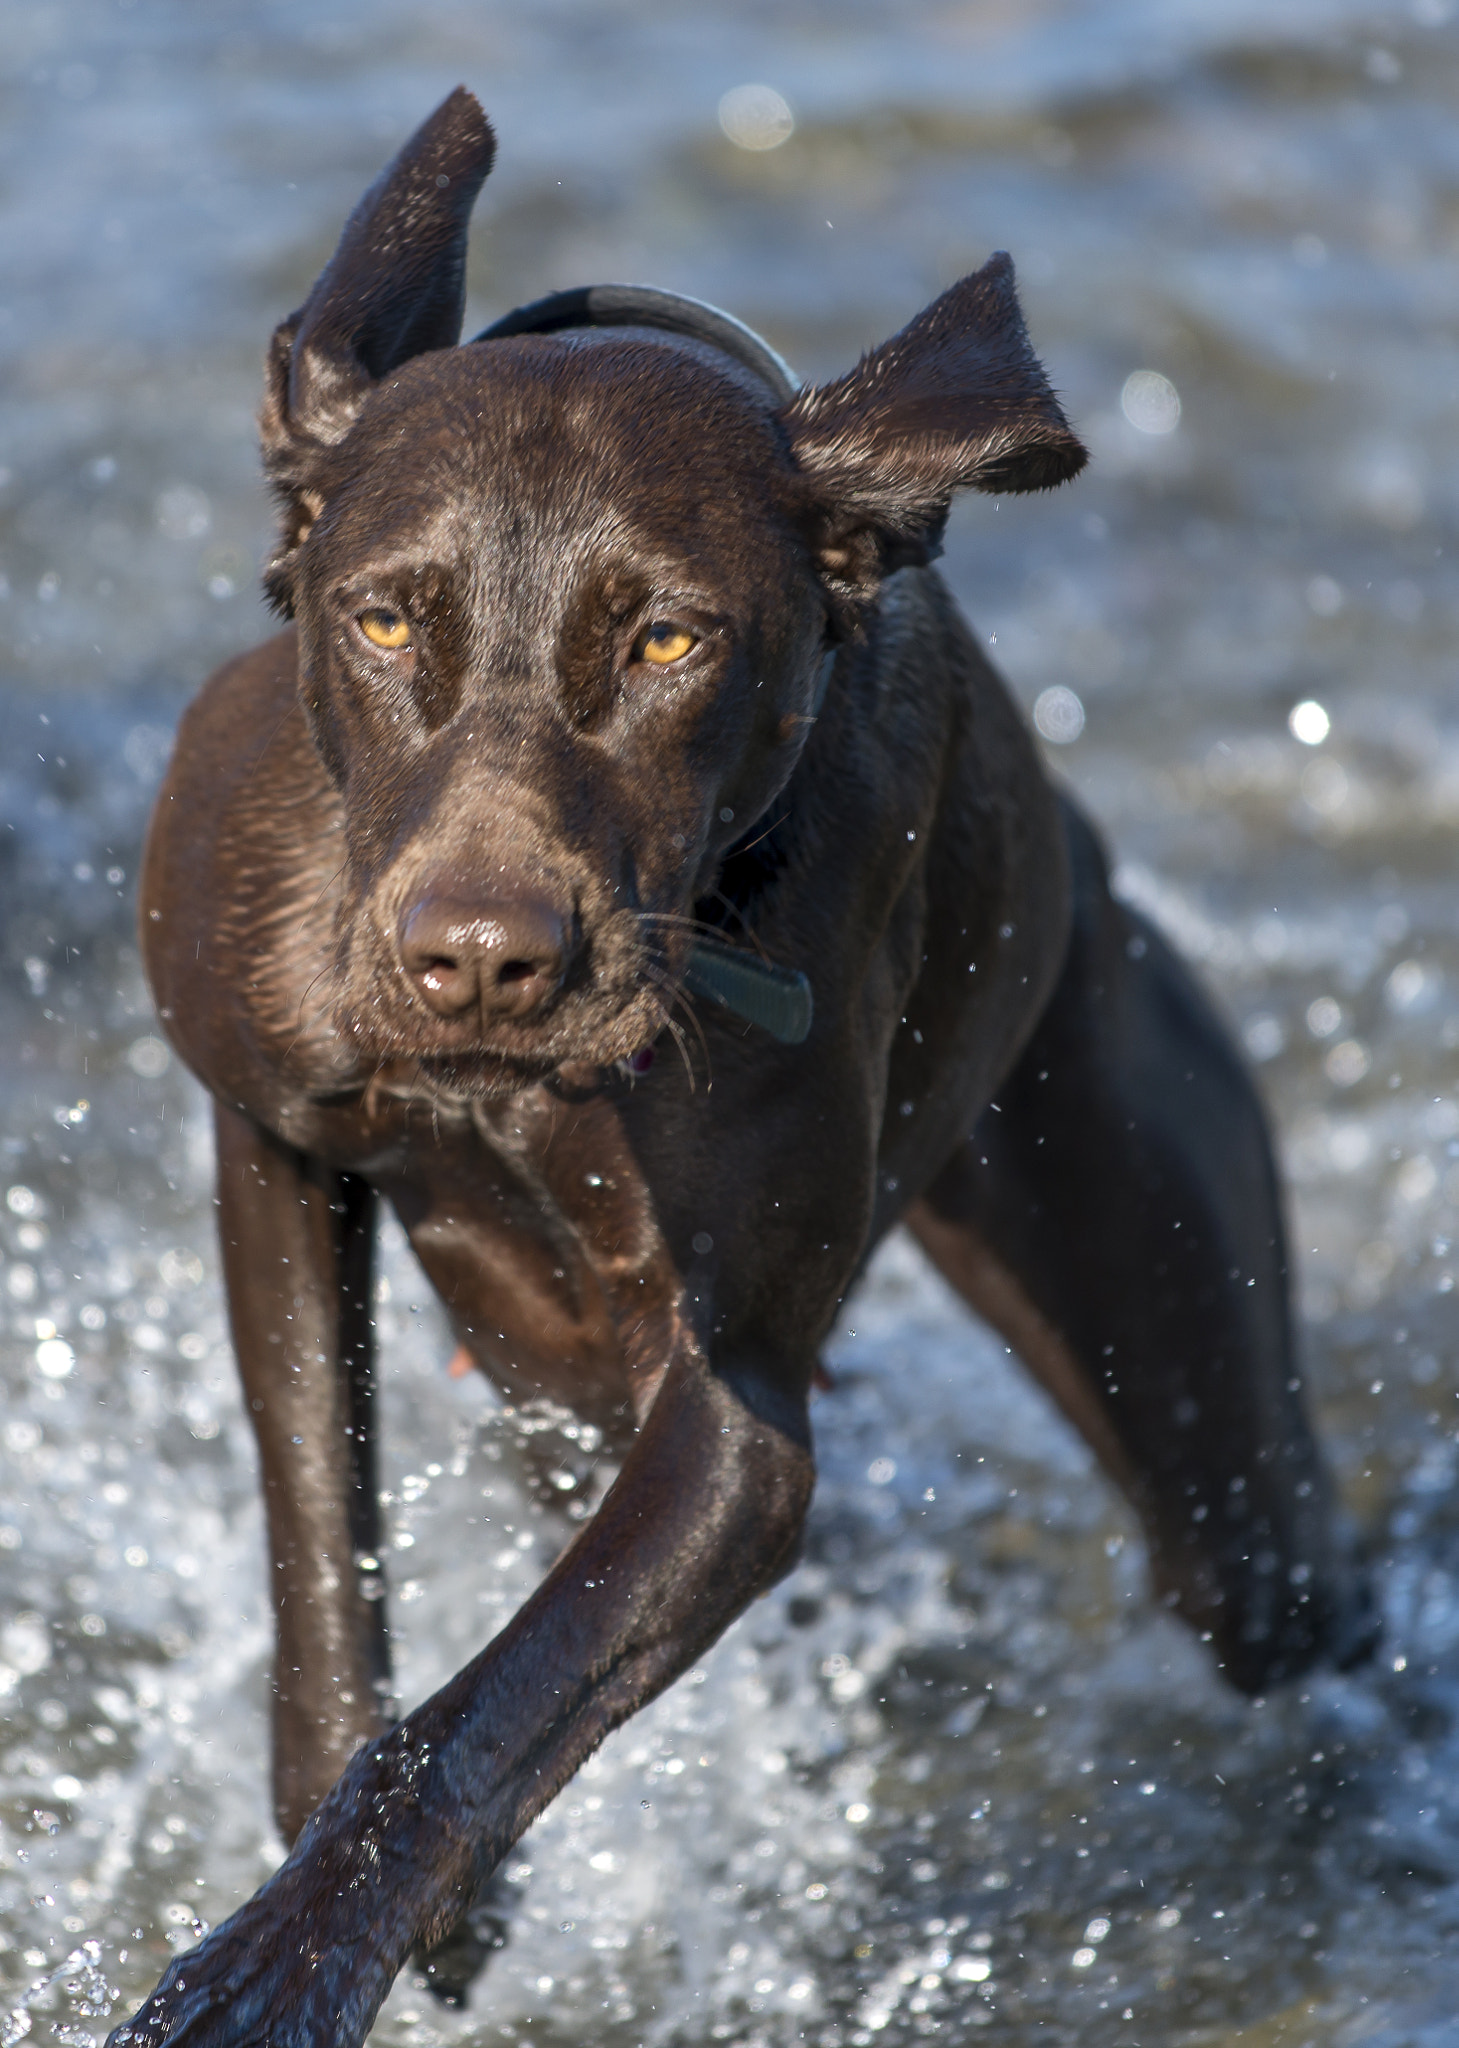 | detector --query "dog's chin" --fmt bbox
[413,1049,561,1102]
[335,996,666,1106]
